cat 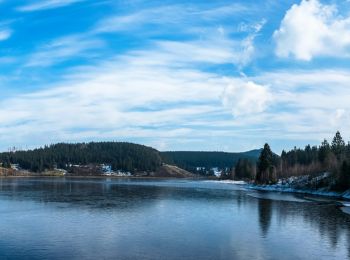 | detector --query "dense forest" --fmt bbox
[232,131,350,191]
[161,150,260,175]
[0,142,162,173]
[0,142,261,176]
[277,131,350,190]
